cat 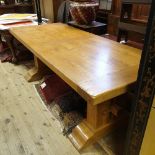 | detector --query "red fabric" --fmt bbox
[1,55,13,62]
[39,74,72,104]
